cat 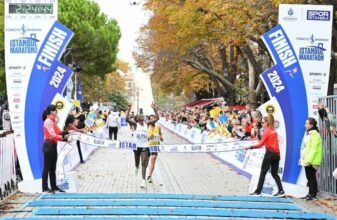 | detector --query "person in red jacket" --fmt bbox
[42,105,67,193]
[244,113,285,197]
